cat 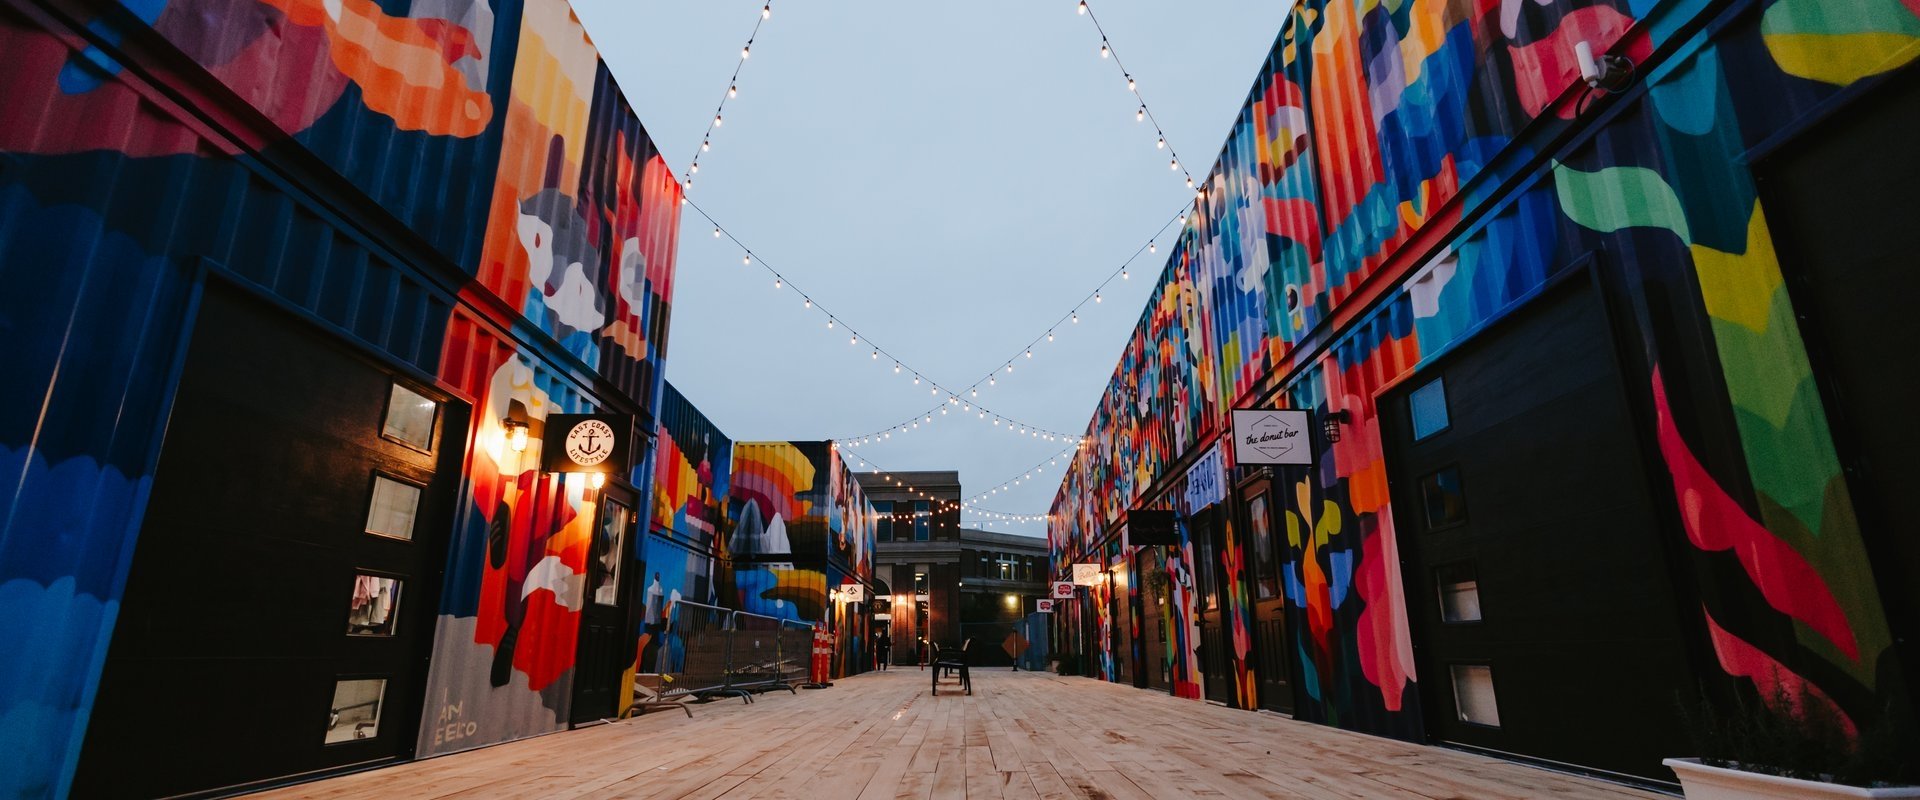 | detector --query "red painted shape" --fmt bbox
[1703,609,1857,737]
[1651,370,1860,661]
